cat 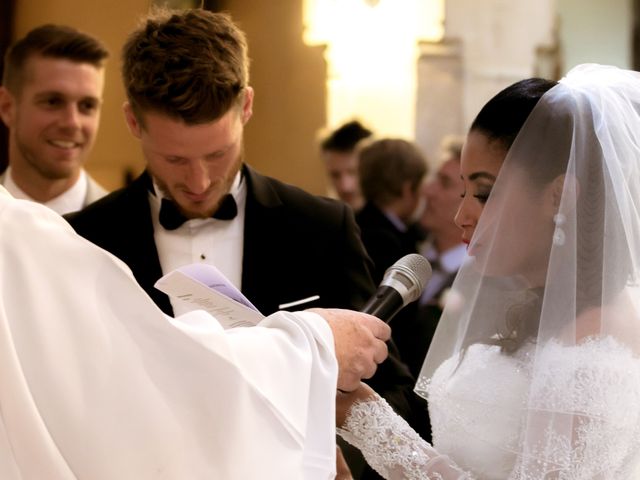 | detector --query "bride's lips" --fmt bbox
[463,238,481,256]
